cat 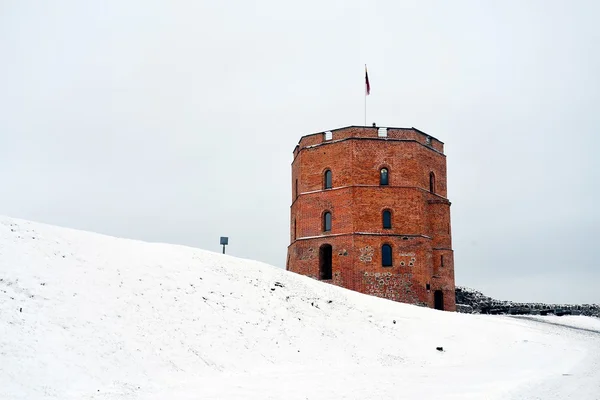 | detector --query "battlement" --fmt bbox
[293,126,444,159]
